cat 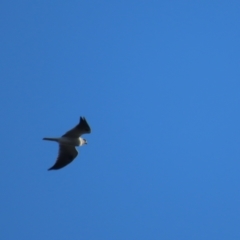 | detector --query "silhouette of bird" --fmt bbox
[43,116,91,170]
